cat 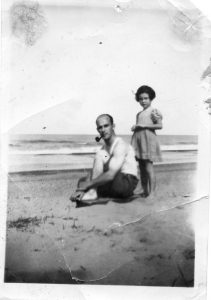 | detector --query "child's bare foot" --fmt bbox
[147,191,156,200]
[140,192,149,198]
